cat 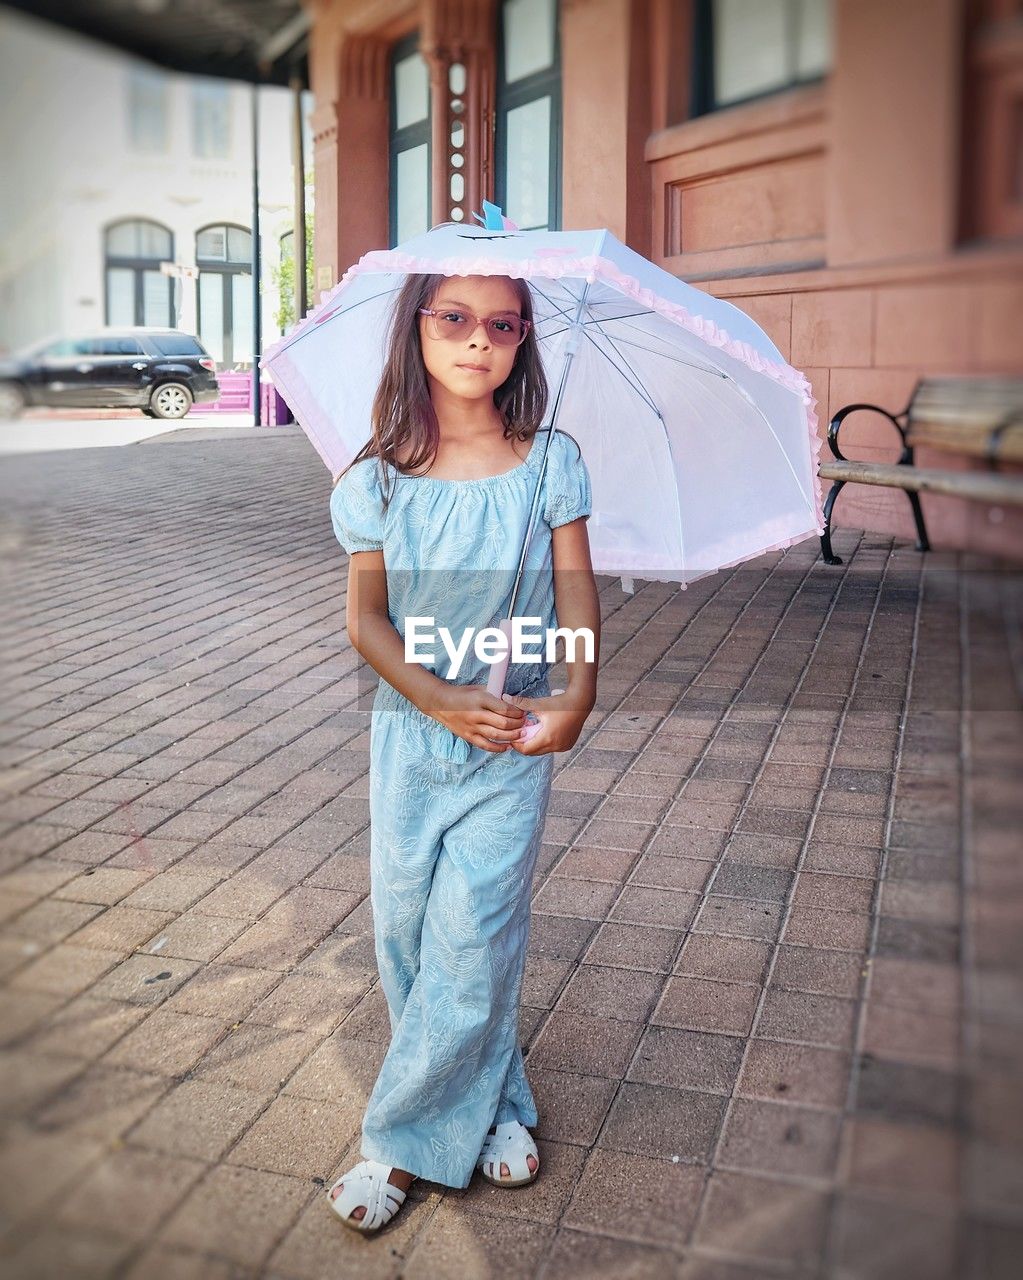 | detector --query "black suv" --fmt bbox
[0,328,221,419]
